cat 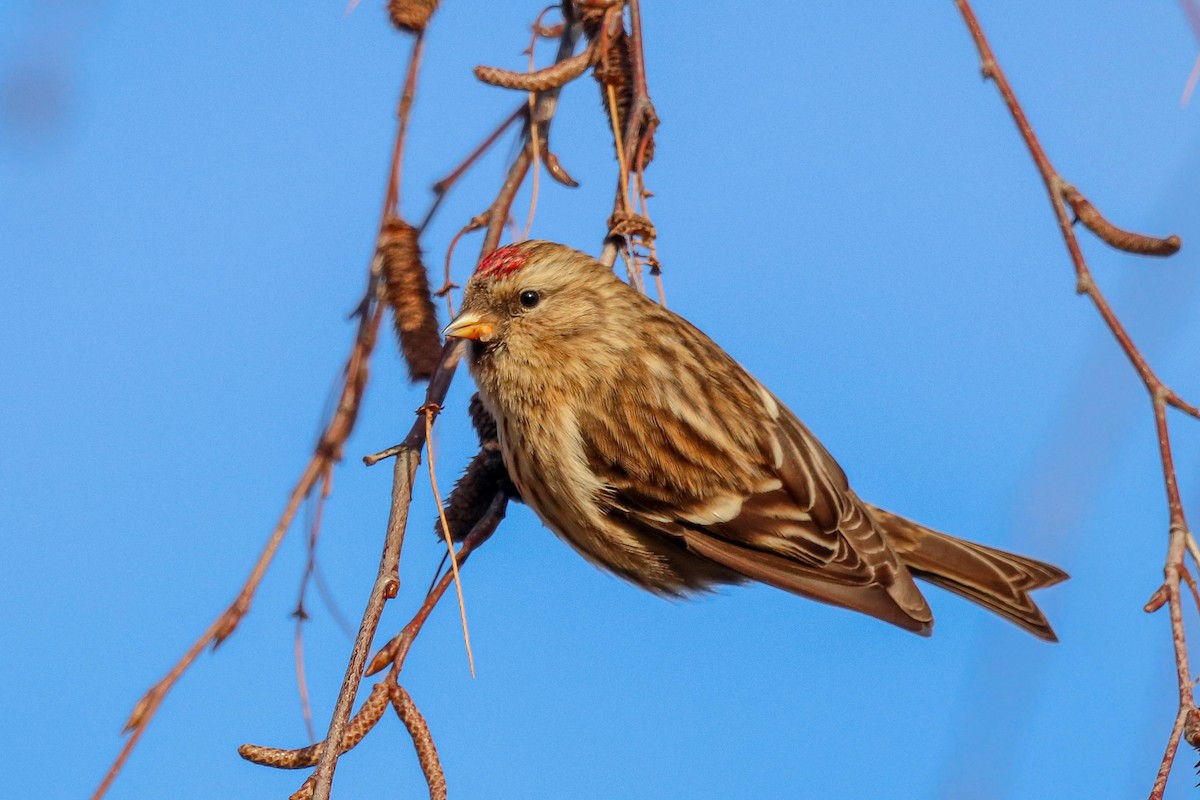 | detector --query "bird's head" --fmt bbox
[444,240,629,365]
[443,240,639,399]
